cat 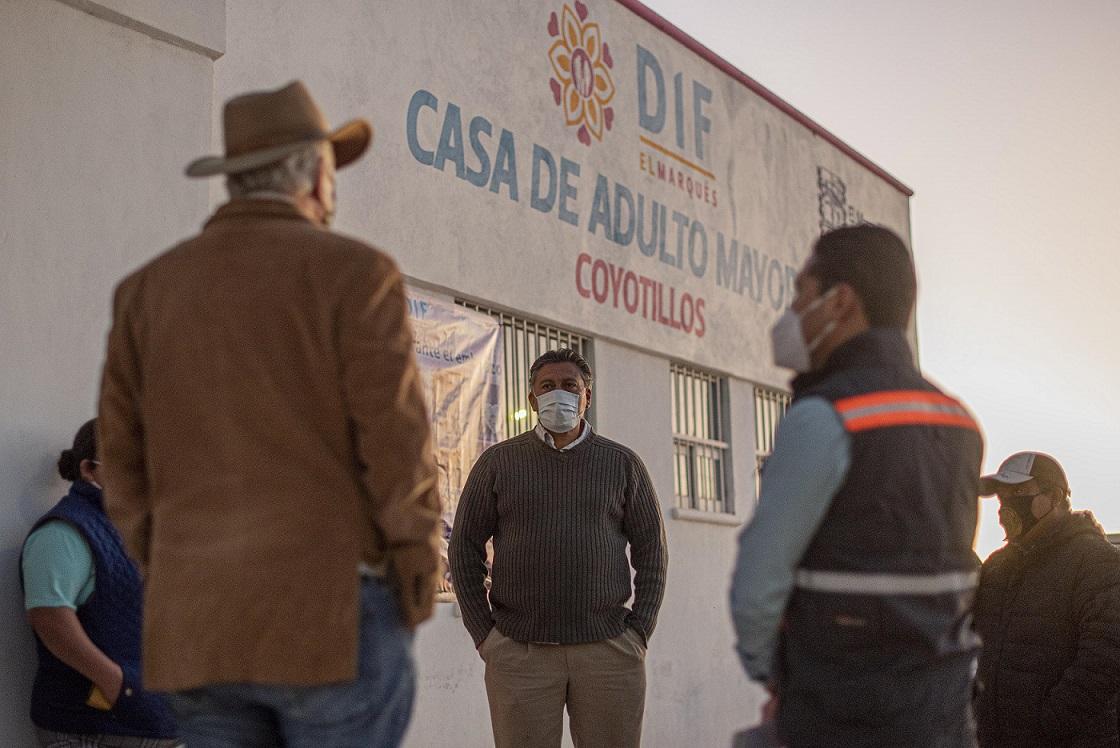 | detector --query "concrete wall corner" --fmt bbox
[54,0,227,59]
